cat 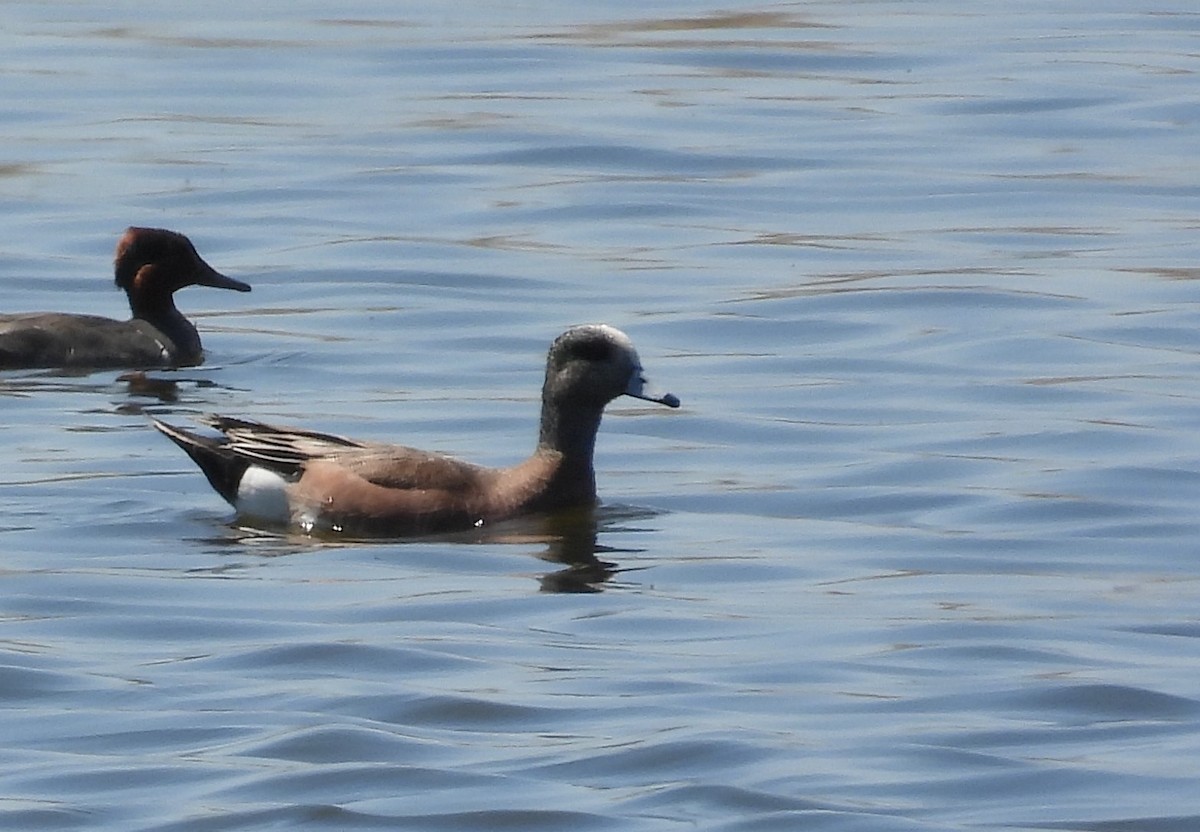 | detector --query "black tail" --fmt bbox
[152,417,249,507]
